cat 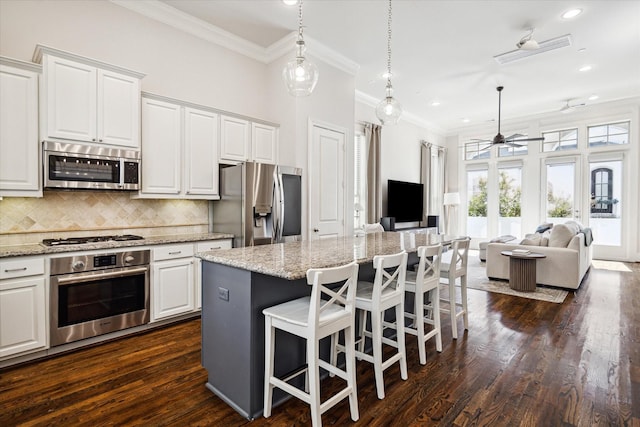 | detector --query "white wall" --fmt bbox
[0,0,269,119]
[355,101,445,226]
